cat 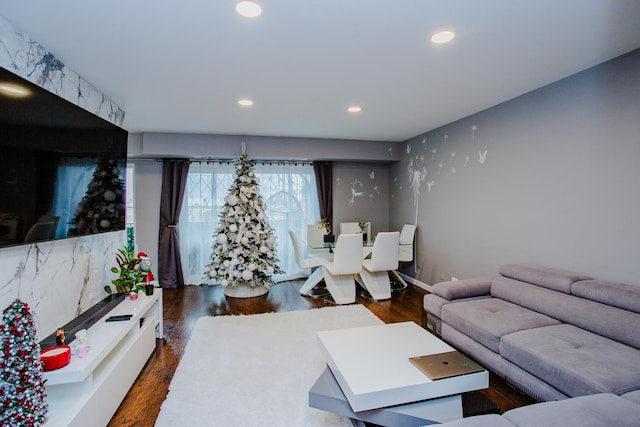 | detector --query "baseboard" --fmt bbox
[396,271,433,293]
